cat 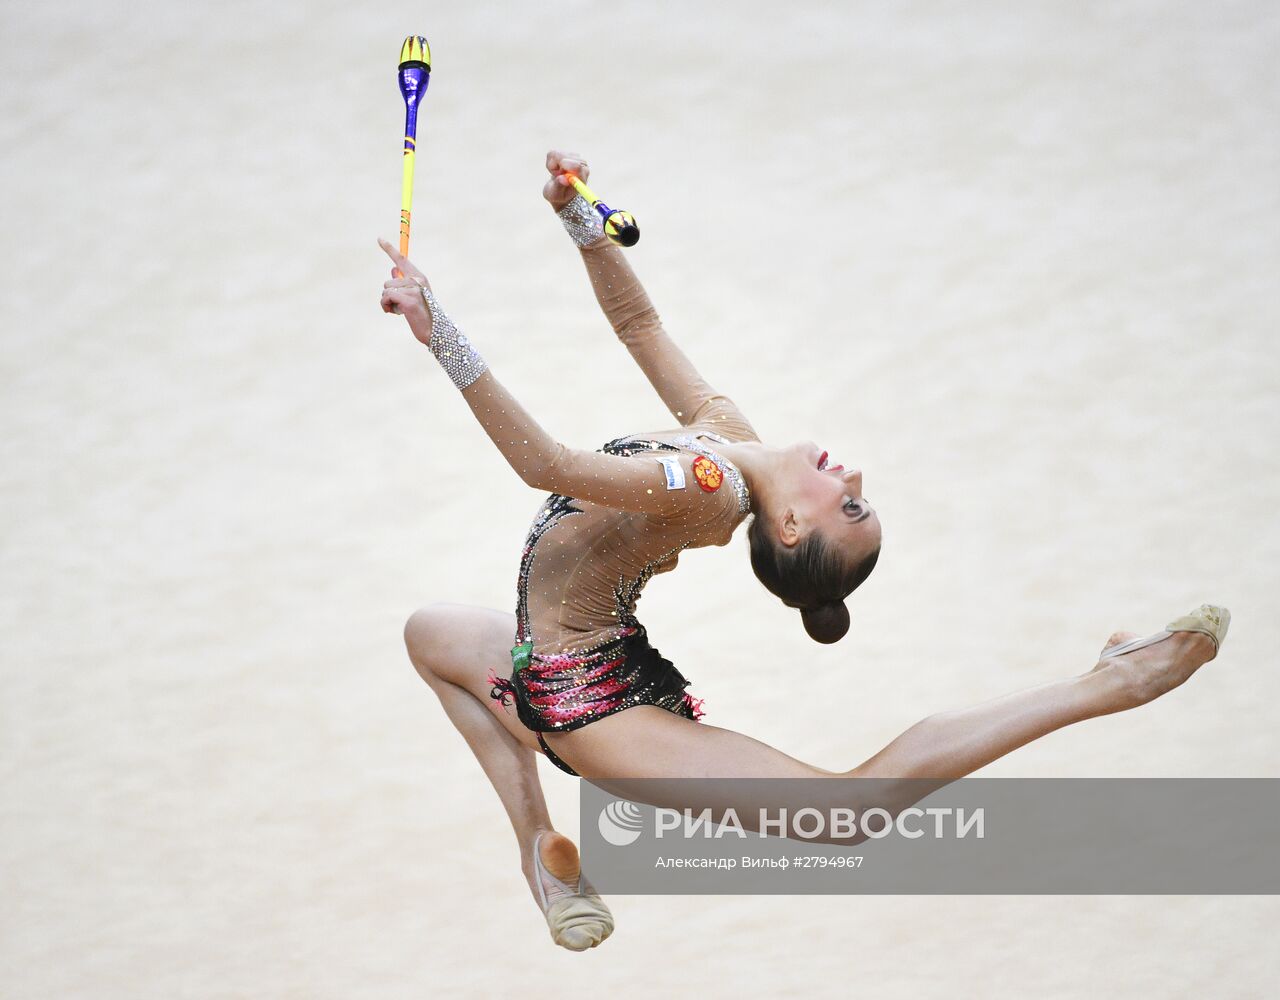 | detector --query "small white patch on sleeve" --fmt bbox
[654,456,686,491]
